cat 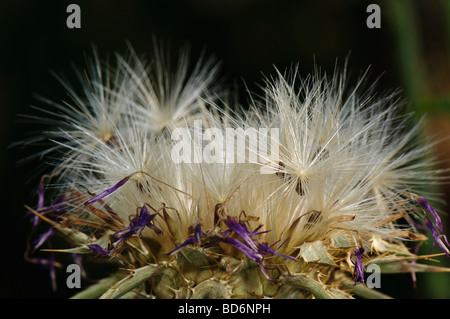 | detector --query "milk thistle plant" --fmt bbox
[23,44,450,299]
